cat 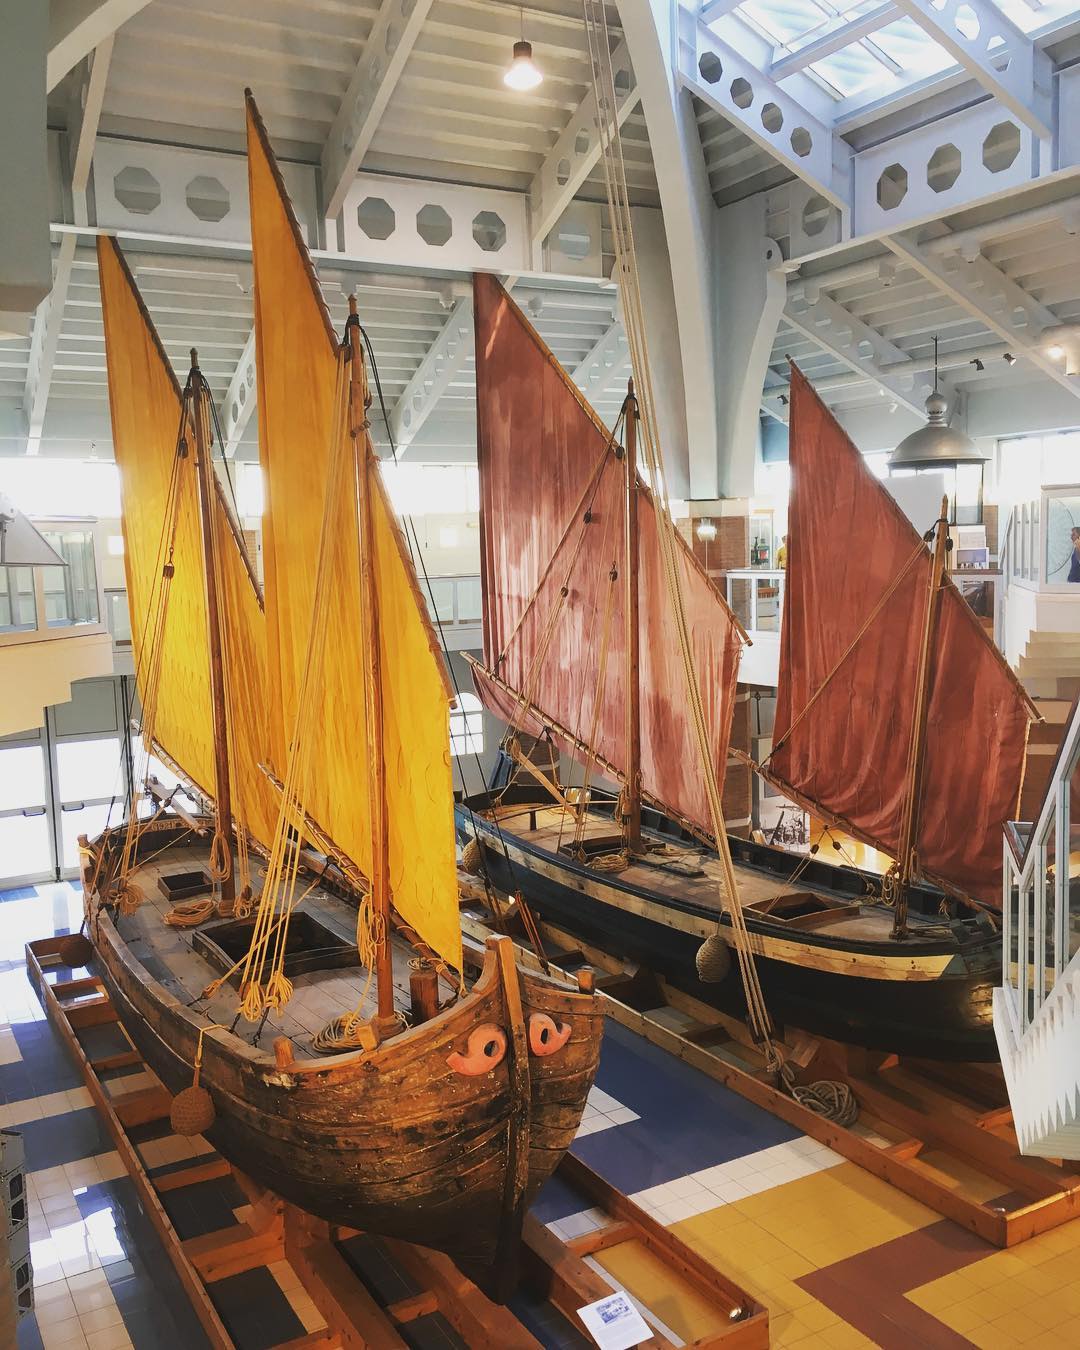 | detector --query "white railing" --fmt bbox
[994,697,1080,1155]
[721,568,785,634]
